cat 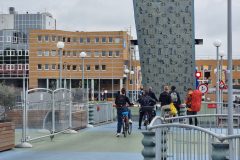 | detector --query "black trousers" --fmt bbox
[187,110,198,126]
[138,106,155,128]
